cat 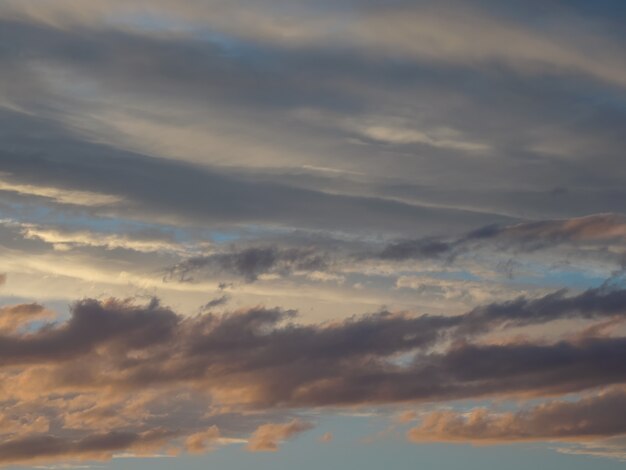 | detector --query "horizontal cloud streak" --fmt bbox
[167,247,328,283]
[408,388,626,443]
[379,213,626,261]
